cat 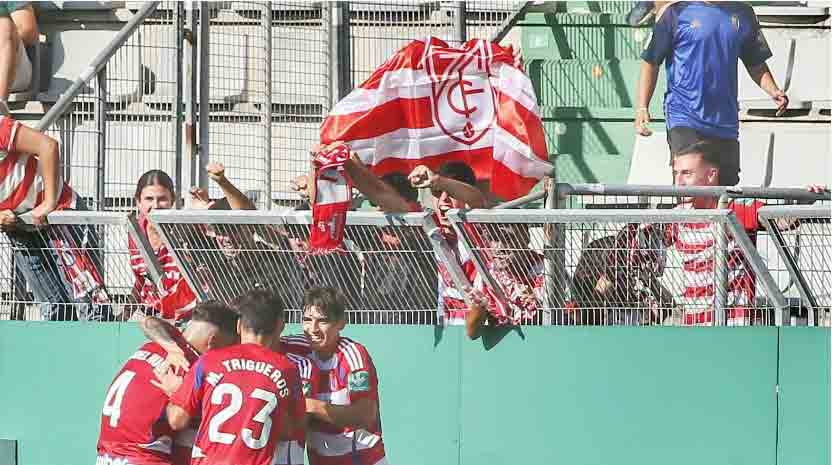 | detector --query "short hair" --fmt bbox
[303,286,347,321]
[381,172,418,203]
[236,289,286,335]
[674,140,721,169]
[191,301,239,336]
[438,161,477,187]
